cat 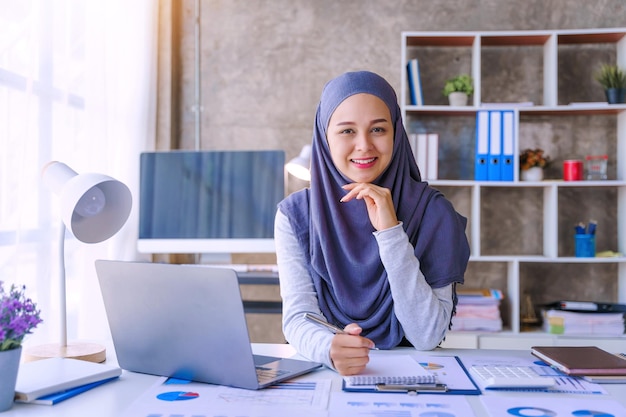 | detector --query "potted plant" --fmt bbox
[594,63,626,104]
[519,148,550,181]
[442,74,474,106]
[0,282,42,411]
